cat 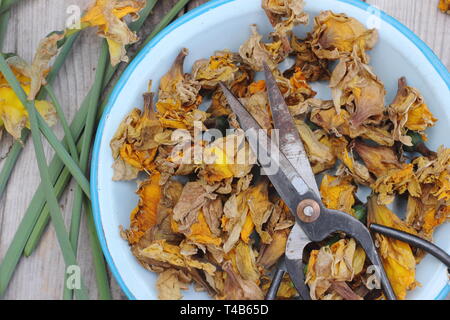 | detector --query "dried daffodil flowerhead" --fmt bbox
[191,51,239,90]
[439,0,450,14]
[367,196,418,300]
[326,136,372,185]
[330,50,386,128]
[239,24,290,71]
[309,100,394,146]
[124,171,161,244]
[275,68,316,106]
[406,147,450,237]
[110,91,163,181]
[311,10,378,63]
[81,0,145,66]
[28,32,65,100]
[0,56,57,141]
[262,0,309,47]
[208,65,254,117]
[157,48,201,114]
[353,140,401,178]
[320,174,356,216]
[406,193,449,240]
[388,77,437,146]
[287,35,330,82]
[199,133,255,185]
[414,146,450,204]
[372,163,421,205]
[306,238,366,300]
